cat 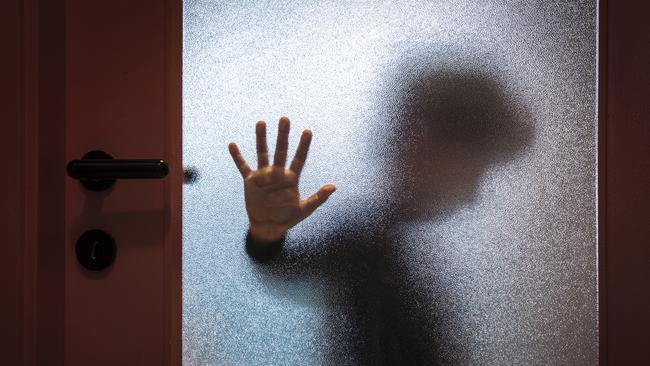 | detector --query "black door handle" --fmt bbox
[67,159,168,179]
[67,150,168,191]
